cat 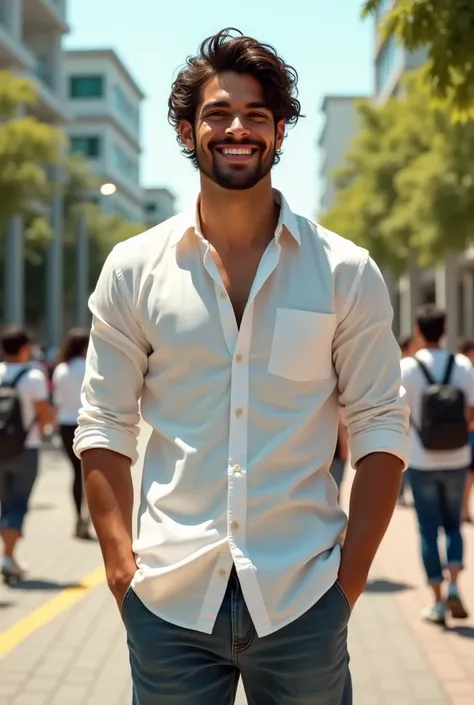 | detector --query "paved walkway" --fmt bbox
[0,445,473,704]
